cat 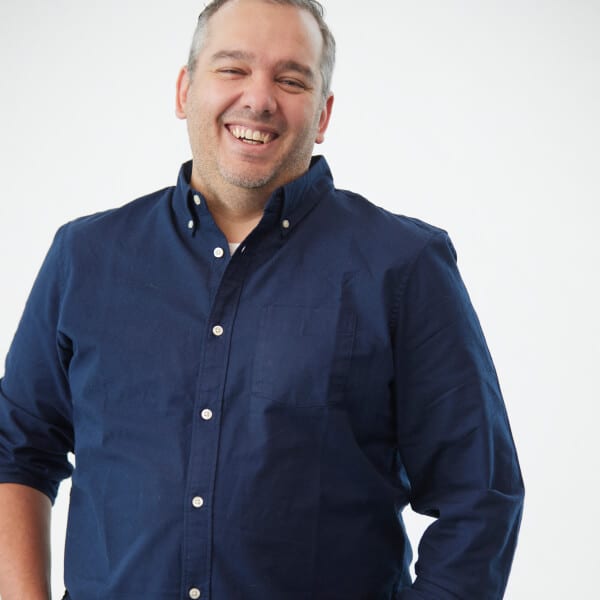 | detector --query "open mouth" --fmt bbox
[227,125,277,145]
